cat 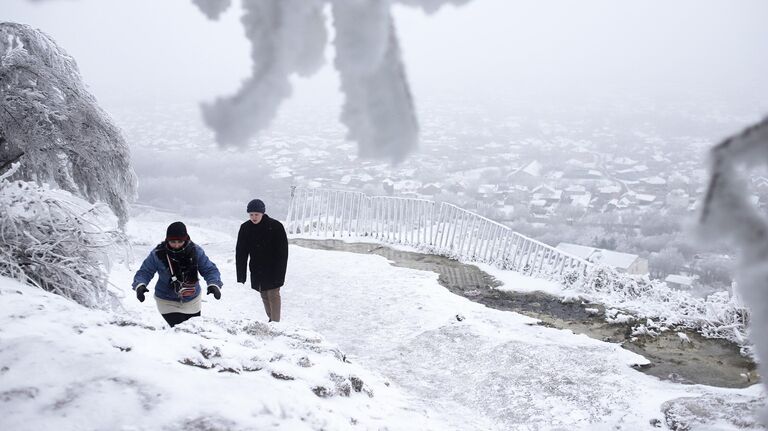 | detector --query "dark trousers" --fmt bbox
[162,312,200,327]
[260,288,281,322]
